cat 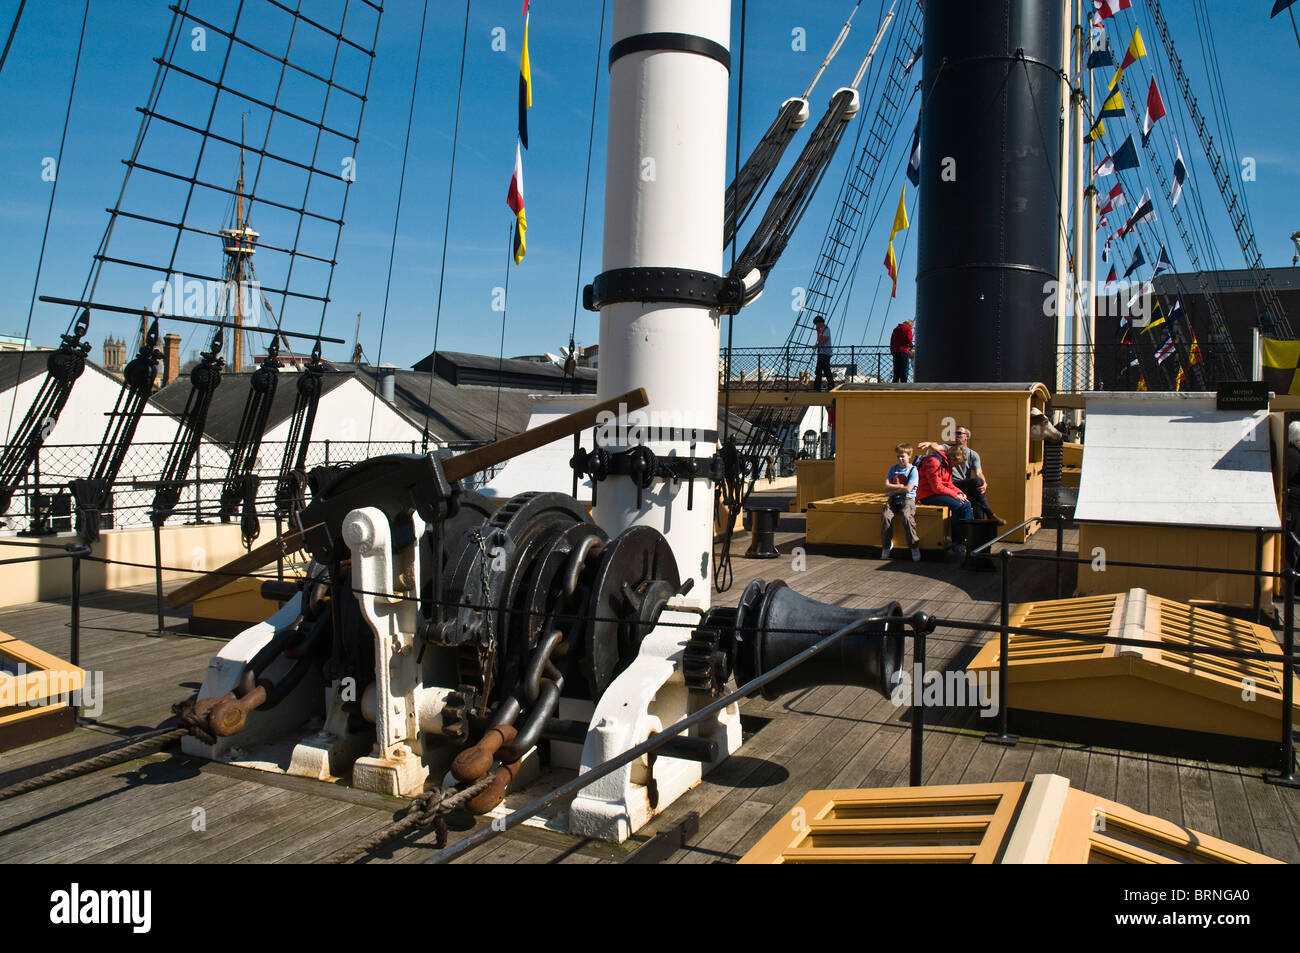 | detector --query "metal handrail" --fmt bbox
[970,515,1043,555]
